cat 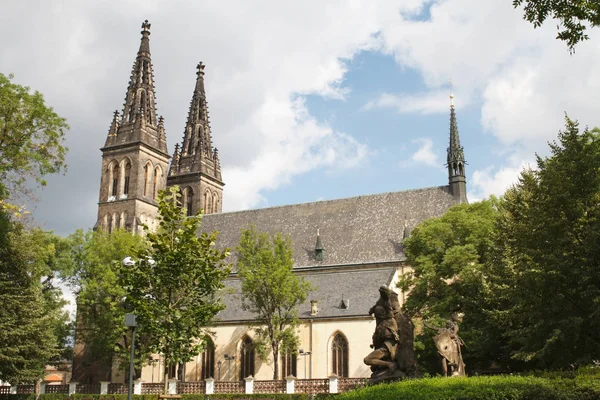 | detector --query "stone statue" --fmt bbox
[424,313,466,377]
[364,286,417,383]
